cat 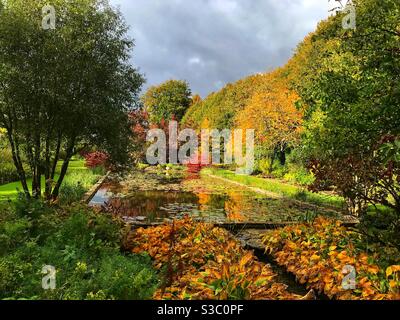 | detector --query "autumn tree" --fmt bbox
[182,74,267,130]
[142,80,192,124]
[0,0,144,199]
[129,109,149,163]
[236,71,303,170]
[191,94,202,106]
[292,0,400,215]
